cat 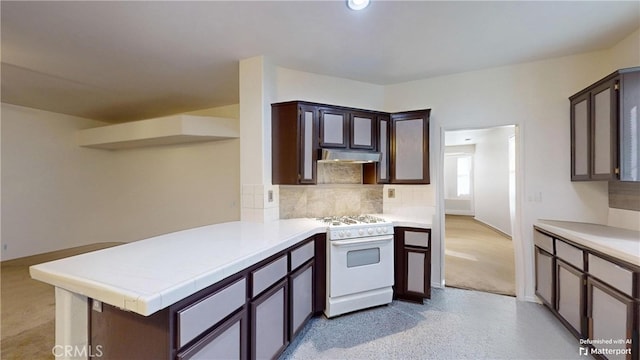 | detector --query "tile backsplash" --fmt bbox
[279,163,382,218]
[279,185,383,218]
[317,162,362,184]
